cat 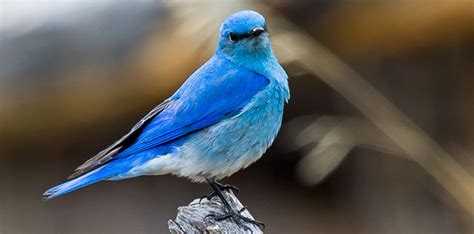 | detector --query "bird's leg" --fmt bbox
[199,181,239,203]
[203,179,265,230]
